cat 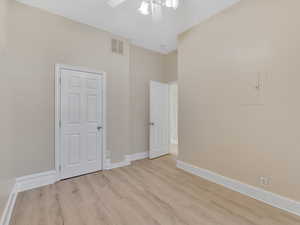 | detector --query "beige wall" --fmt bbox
[130,46,165,154]
[3,0,131,177]
[164,51,178,82]
[0,0,175,217]
[1,0,170,188]
[178,0,300,201]
[0,0,15,217]
[130,47,179,155]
